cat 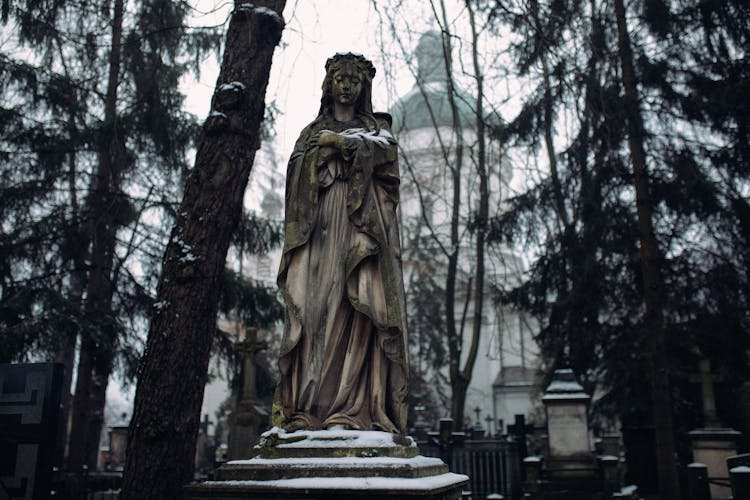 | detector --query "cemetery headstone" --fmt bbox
[523,368,634,498]
[542,369,591,461]
[688,359,741,500]
[507,414,533,461]
[0,362,64,500]
[729,464,750,500]
[226,329,269,460]
[106,414,129,471]
[685,462,710,500]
